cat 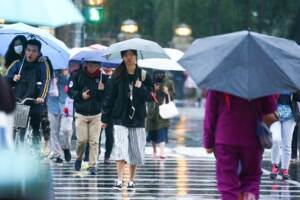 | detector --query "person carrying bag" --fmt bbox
[146,70,175,159]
